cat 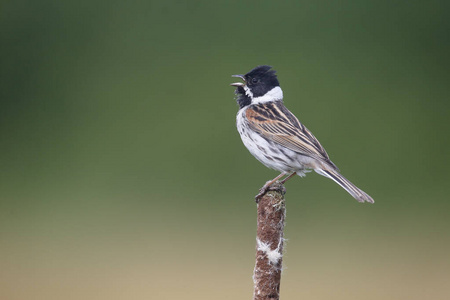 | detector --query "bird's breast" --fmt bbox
[236,107,316,173]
